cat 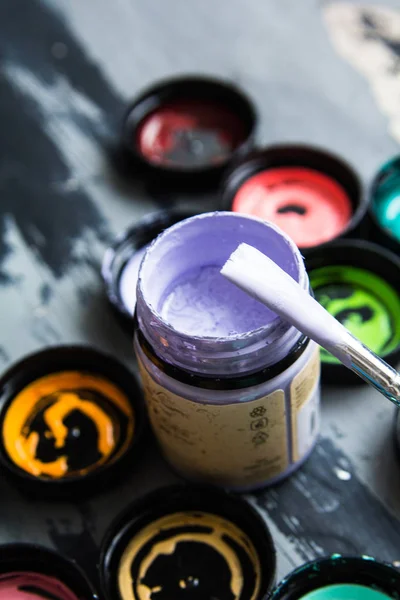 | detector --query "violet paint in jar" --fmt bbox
[135,212,320,490]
